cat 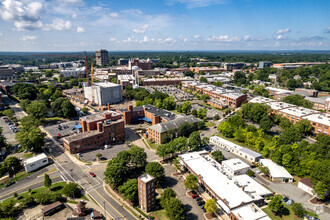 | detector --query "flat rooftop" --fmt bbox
[279,107,319,118]
[180,151,253,209]
[139,174,154,183]
[260,159,293,179]
[222,158,250,171]
[94,82,121,88]
[231,203,271,220]
[63,130,102,143]
[141,77,193,82]
[210,136,243,151]
[80,111,121,123]
[302,113,330,127]
[221,92,245,99]
[249,96,275,104]
[118,75,135,80]
[267,102,297,111]
[24,153,47,164]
